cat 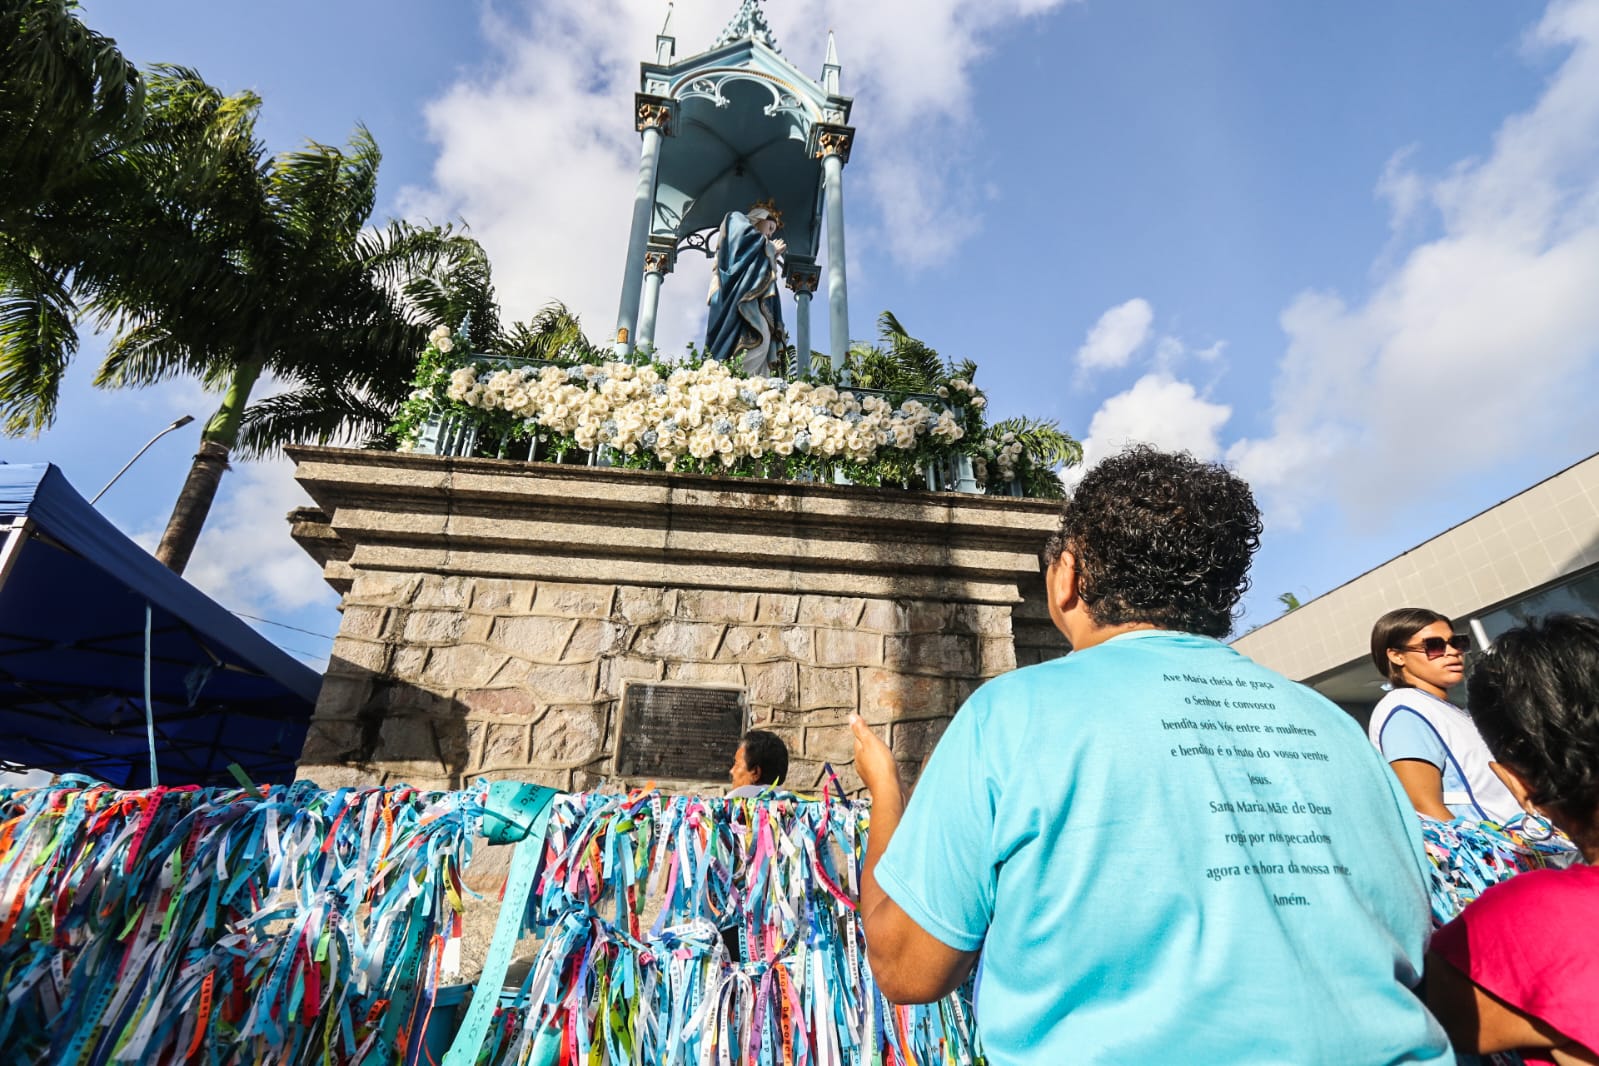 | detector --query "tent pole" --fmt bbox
[144,602,159,787]
[0,516,33,592]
